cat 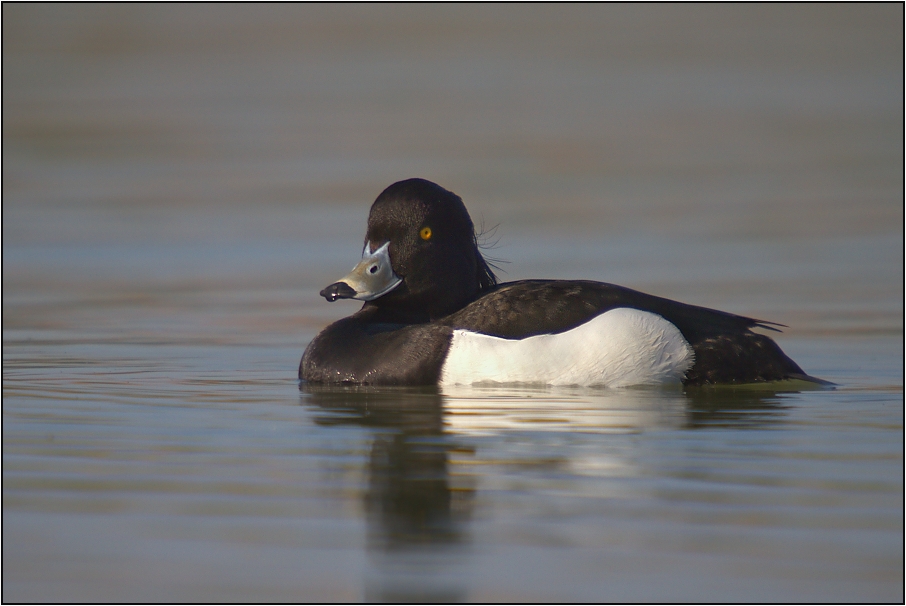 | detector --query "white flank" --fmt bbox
[439,308,694,388]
